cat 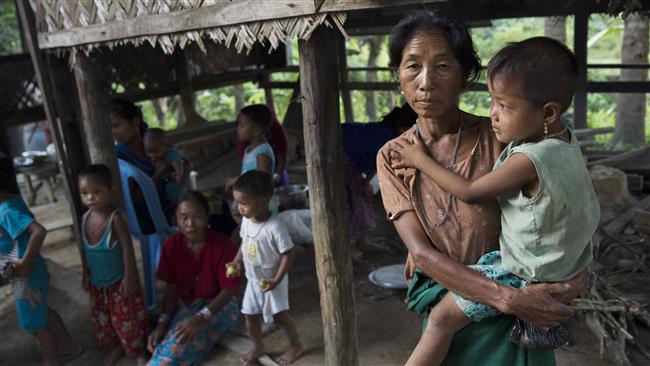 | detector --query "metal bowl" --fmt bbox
[13,156,34,167]
[275,184,309,210]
